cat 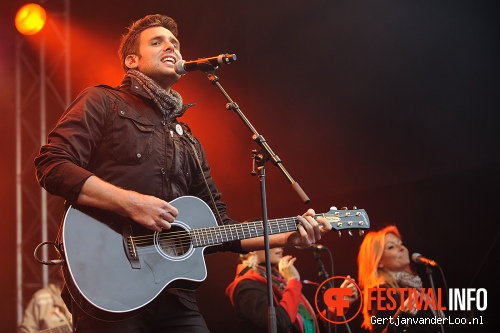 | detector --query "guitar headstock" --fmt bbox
[322,206,370,237]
